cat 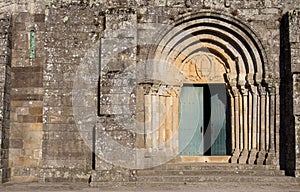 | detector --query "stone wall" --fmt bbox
[27,0,300,182]
[280,9,300,178]
[289,10,300,177]
[90,0,299,183]
[0,12,11,184]
[8,1,46,182]
[40,4,104,182]
[0,0,299,183]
